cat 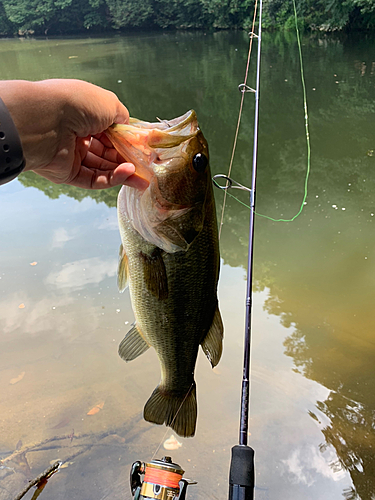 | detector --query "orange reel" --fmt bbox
[130,456,194,500]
